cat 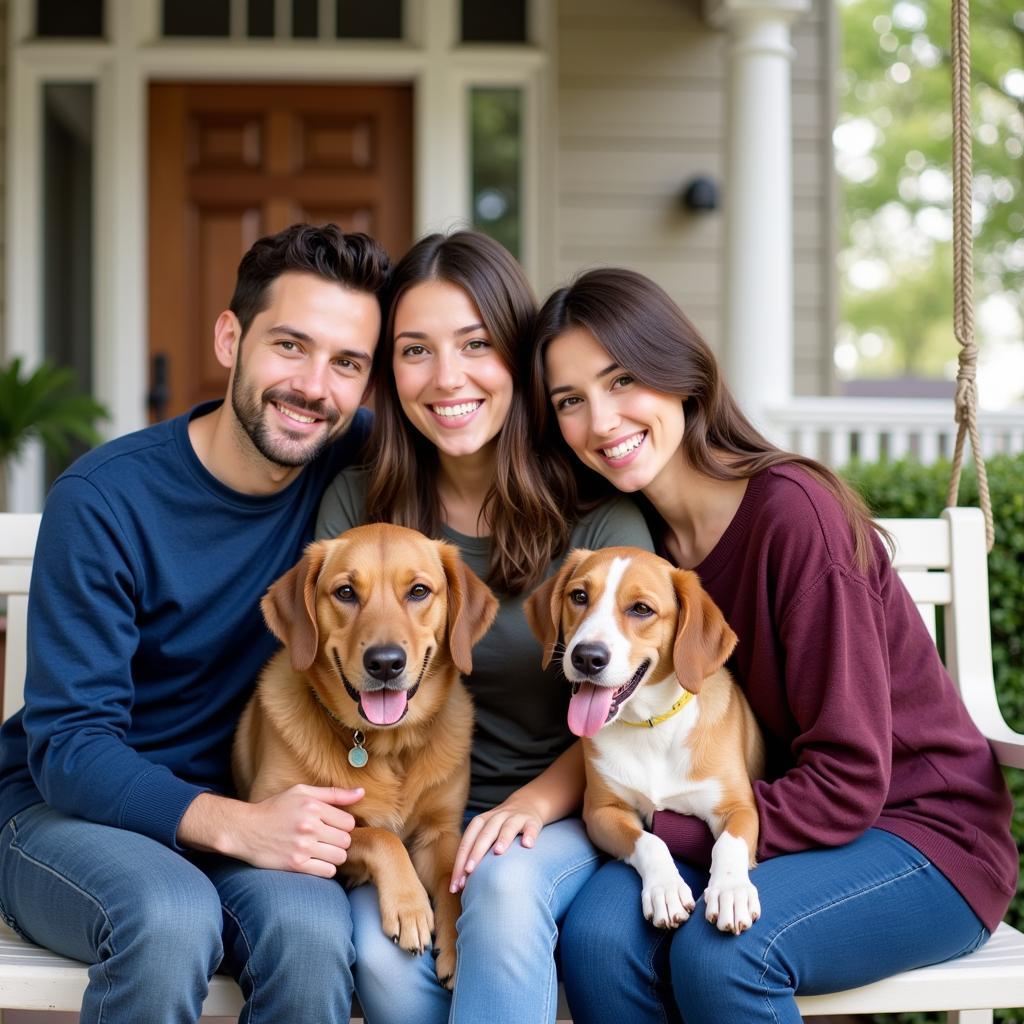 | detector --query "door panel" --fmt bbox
[148,82,413,420]
[192,204,261,398]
